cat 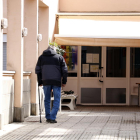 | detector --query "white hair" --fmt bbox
[48,45,56,52]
